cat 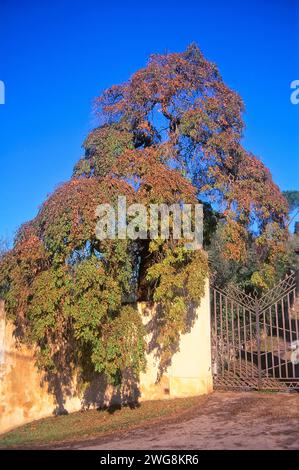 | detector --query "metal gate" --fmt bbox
[211,272,299,391]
